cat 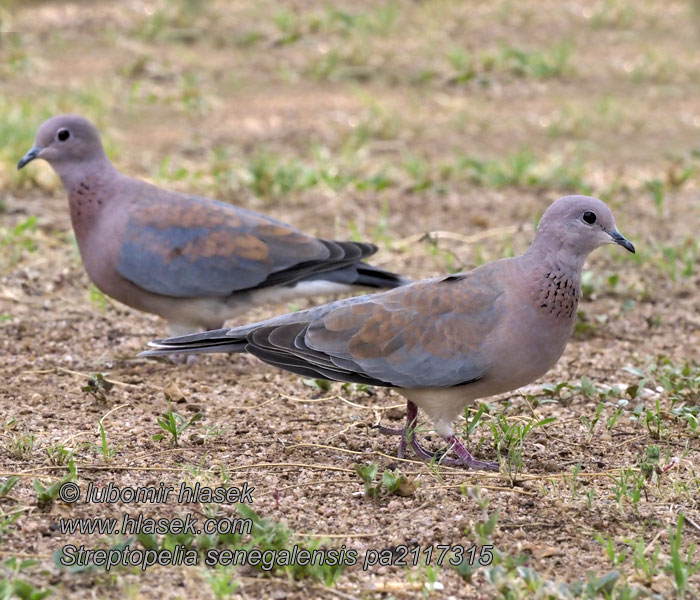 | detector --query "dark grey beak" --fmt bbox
[608,229,635,253]
[17,146,42,170]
